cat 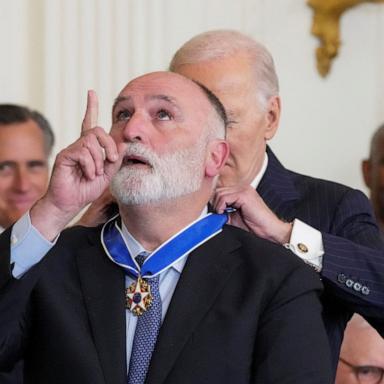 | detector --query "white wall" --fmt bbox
[1,0,383,194]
